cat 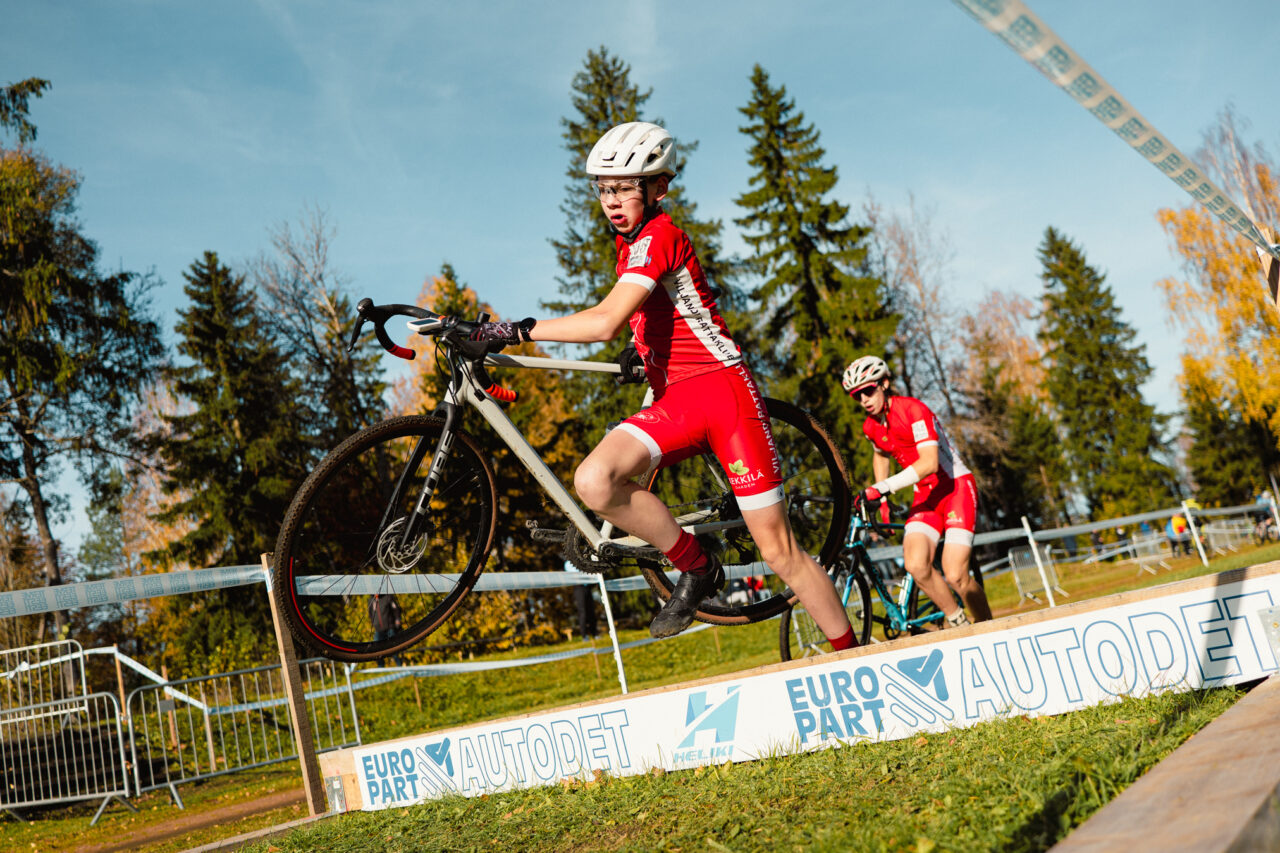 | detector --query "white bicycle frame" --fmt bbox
[457,352,741,555]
